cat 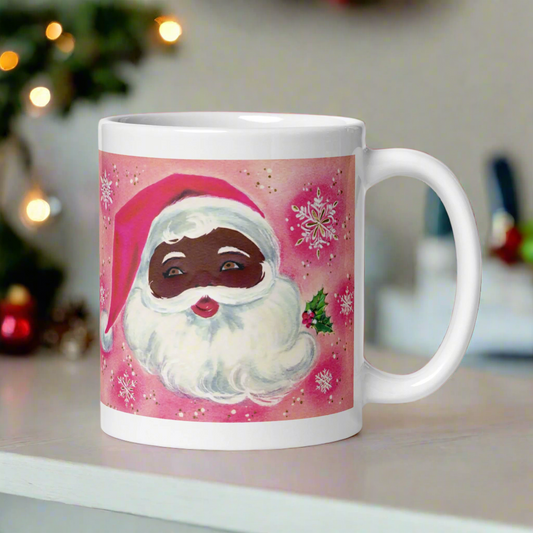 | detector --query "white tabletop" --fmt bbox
[0,347,532,533]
